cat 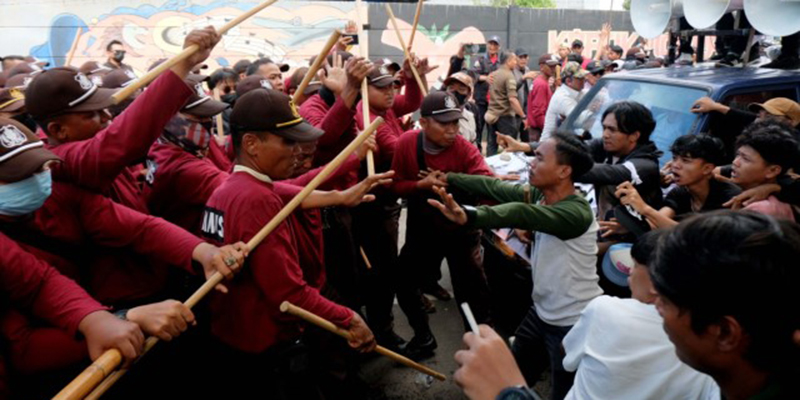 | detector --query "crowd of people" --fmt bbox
[0,14,798,400]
